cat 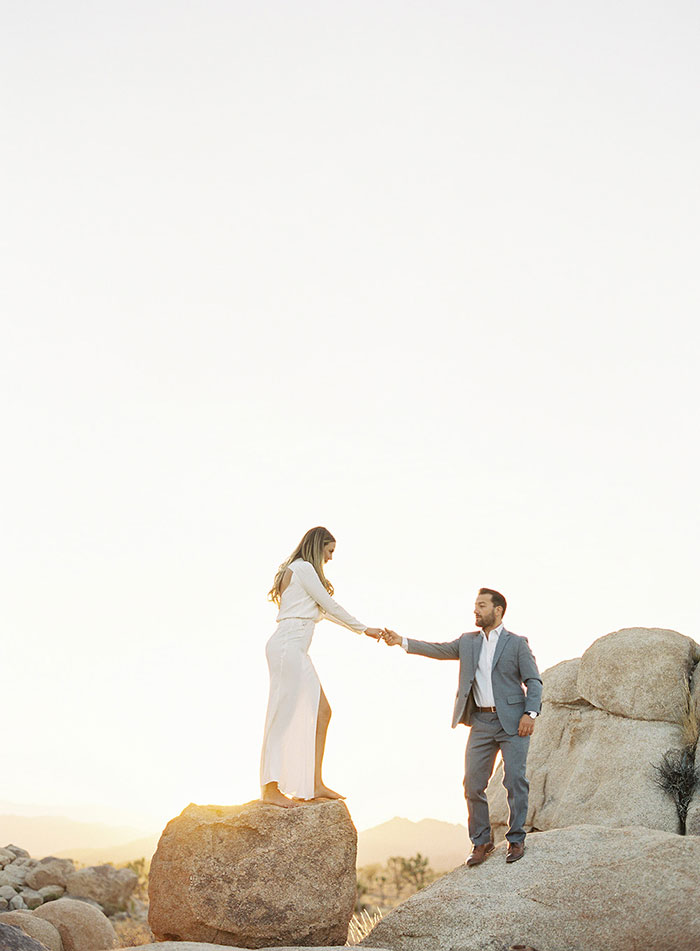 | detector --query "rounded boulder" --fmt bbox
[34,897,116,951]
[149,800,357,947]
[578,627,697,721]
